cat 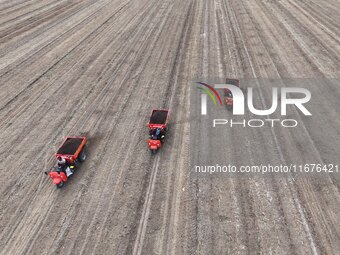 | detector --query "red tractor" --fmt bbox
[224,78,240,110]
[45,136,87,188]
[148,109,169,154]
